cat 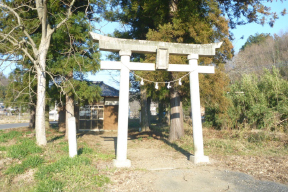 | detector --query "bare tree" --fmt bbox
[0,0,97,145]
[227,32,288,81]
